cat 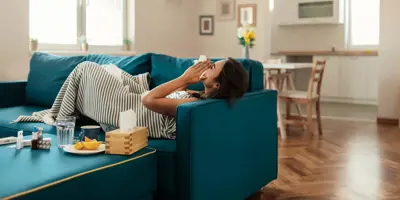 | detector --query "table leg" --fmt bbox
[268,72,287,140]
